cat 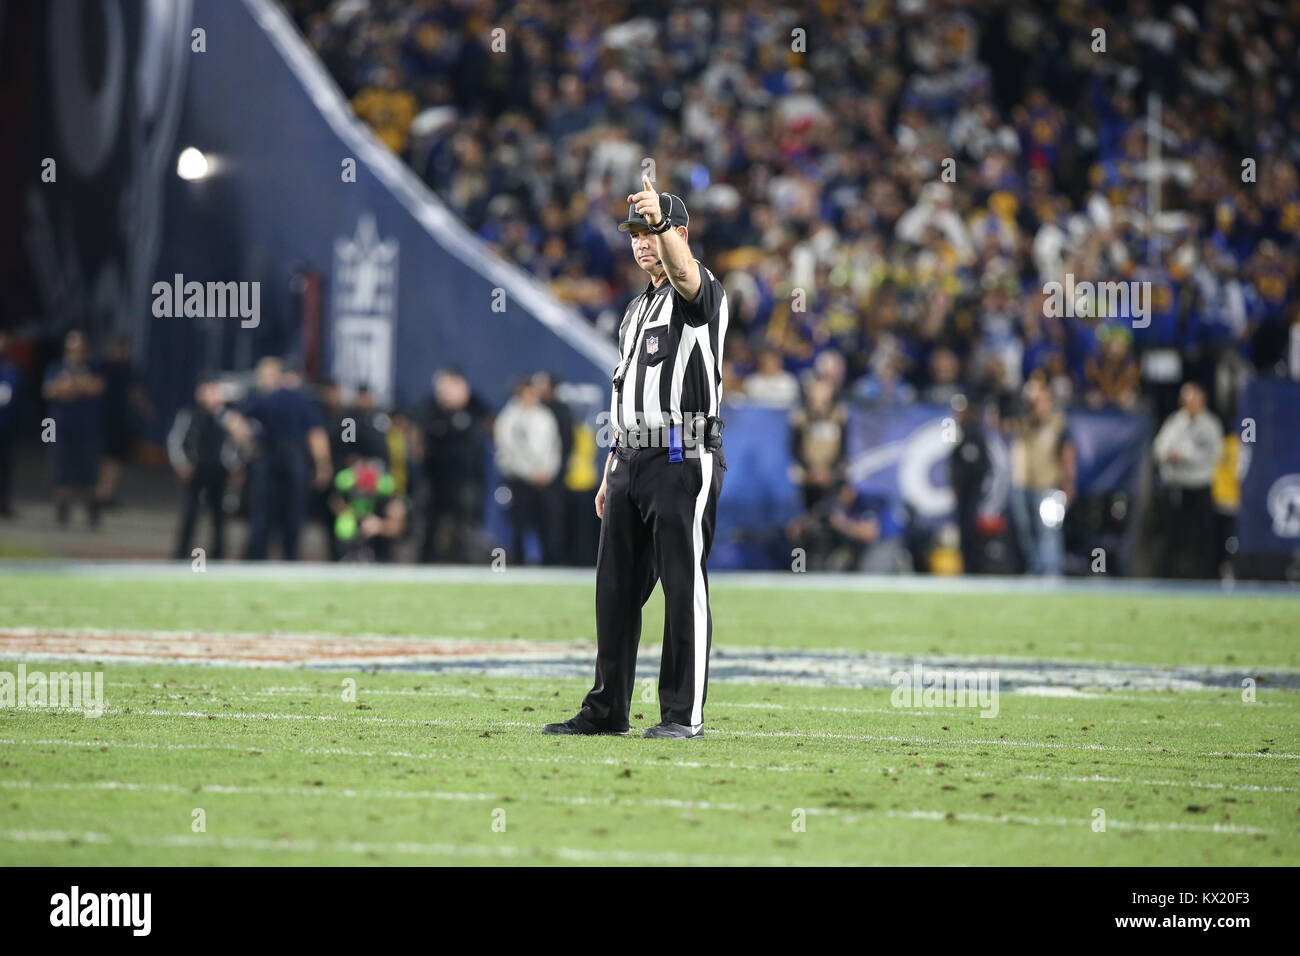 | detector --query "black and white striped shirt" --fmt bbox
[610,260,728,438]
